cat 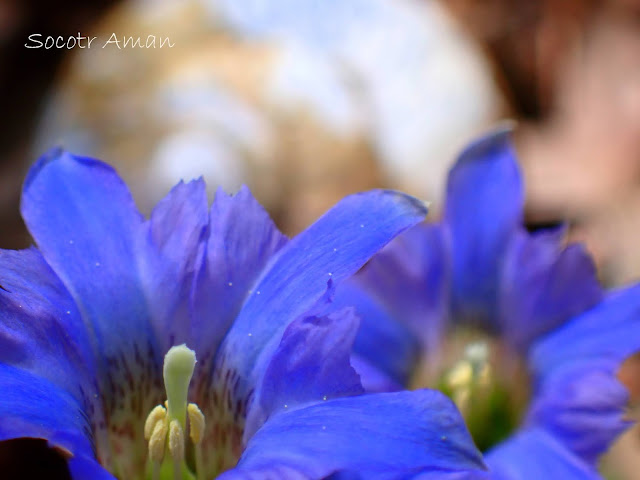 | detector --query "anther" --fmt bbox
[144,405,167,441]
[446,362,473,390]
[188,403,206,480]
[187,403,205,445]
[148,419,168,463]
